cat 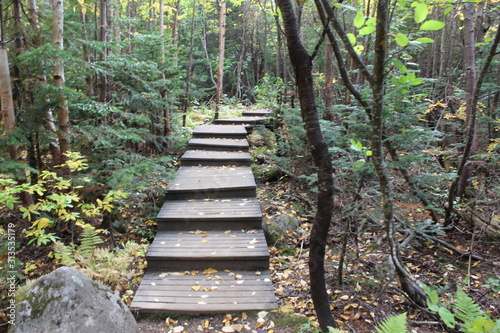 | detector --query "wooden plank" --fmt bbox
[146,230,269,271]
[214,117,271,126]
[157,198,261,221]
[165,166,256,200]
[180,150,251,166]
[187,138,249,152]
[192,125,248,139]
[241,110,272,117]
[130,270,277,314]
